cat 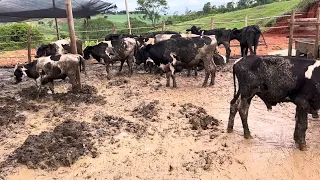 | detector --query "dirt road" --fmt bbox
[0,59,320,180]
